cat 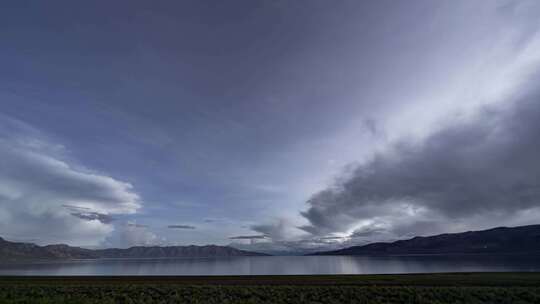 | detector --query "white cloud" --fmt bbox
[0,116,141,246]
[105,222,165,248]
